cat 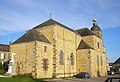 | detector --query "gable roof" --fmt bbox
[114,57,120,64]
[0,44,10,52]
[33,19,79,35]
[77,40,94,50]
[76,28,101,38]
[12,30,50,44]
[76,28,95,36]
